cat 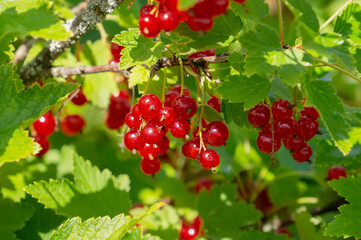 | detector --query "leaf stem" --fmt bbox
[319,0,354,32]
[162,68,167,104]
[312,56,361,84]
[276,0,285,47]
[179,57,185,95]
